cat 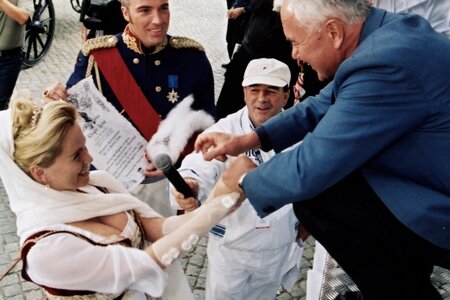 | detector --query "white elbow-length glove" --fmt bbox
[152,191,241,267]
